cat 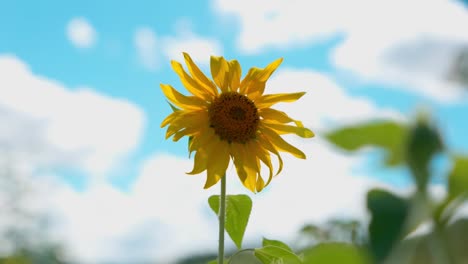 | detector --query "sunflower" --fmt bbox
[161,53,314,192]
